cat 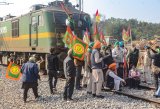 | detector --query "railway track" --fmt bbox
[114,91,160,105]
[103,87,160,106]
